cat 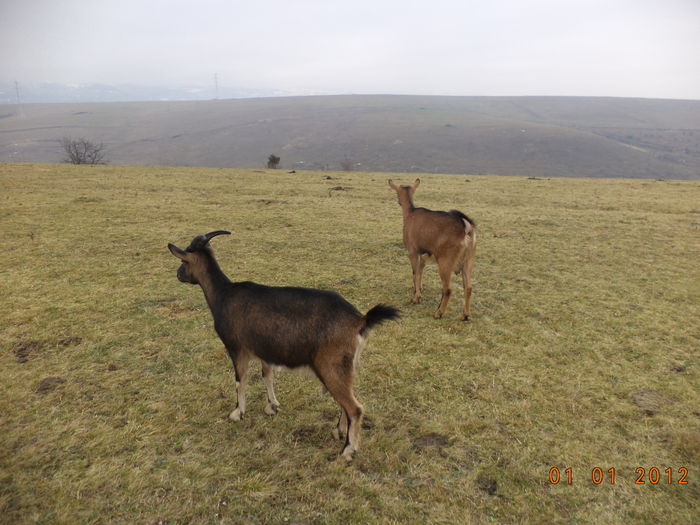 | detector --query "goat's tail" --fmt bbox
[449,210,477,250]
[361,304,400,335]
[449,210,476,231]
